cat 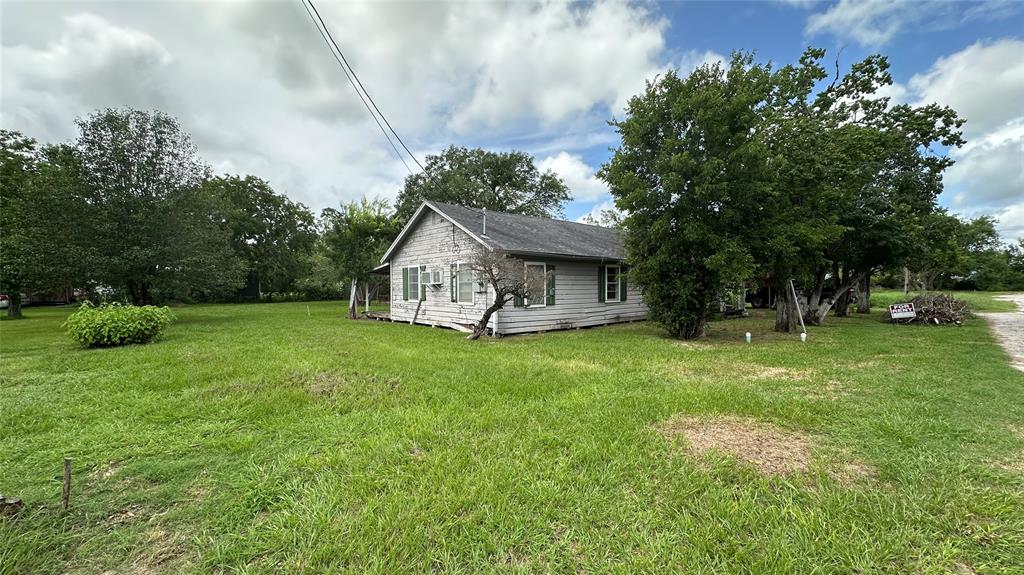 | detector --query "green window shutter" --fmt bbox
[598,265,606,302]
[420,265,426,300]
[546,265,556,305]
[402,267,409,301]
[450,263,457,302]
[514,293,524,307]
[620,264,628,302]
